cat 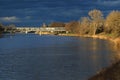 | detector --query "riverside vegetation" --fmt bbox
[64,9,120,50]
[0,23,4,37]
